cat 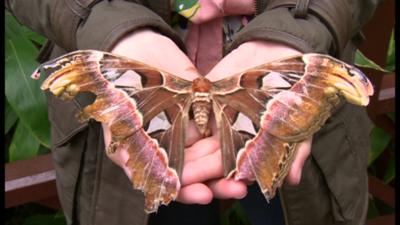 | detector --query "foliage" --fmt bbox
[5,204,66,225]
[22,214,66,225]
[367,127,392,166]
[5,11,51,162]
[385,30,395,71]
[355,29,395,72]
[354,29,395,185]
[355,50,390,73]
[221,202,251,225]
[5,10,65,225]
[355,29,395,219]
